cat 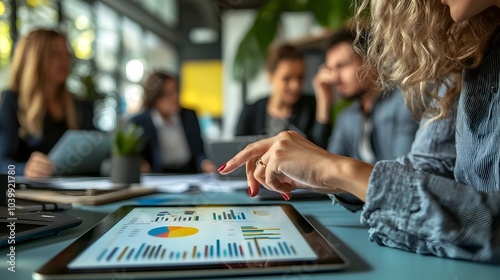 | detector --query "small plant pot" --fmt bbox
[111,155,141,185]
